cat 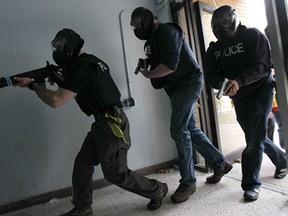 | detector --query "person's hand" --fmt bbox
[139,59,149,78]
[48,77,56,86]
[225,80,239,97]
[13,77,33,88]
